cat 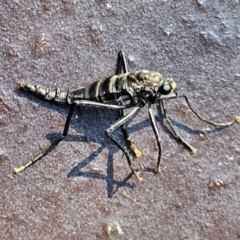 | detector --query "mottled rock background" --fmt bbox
[1,1,240,239]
